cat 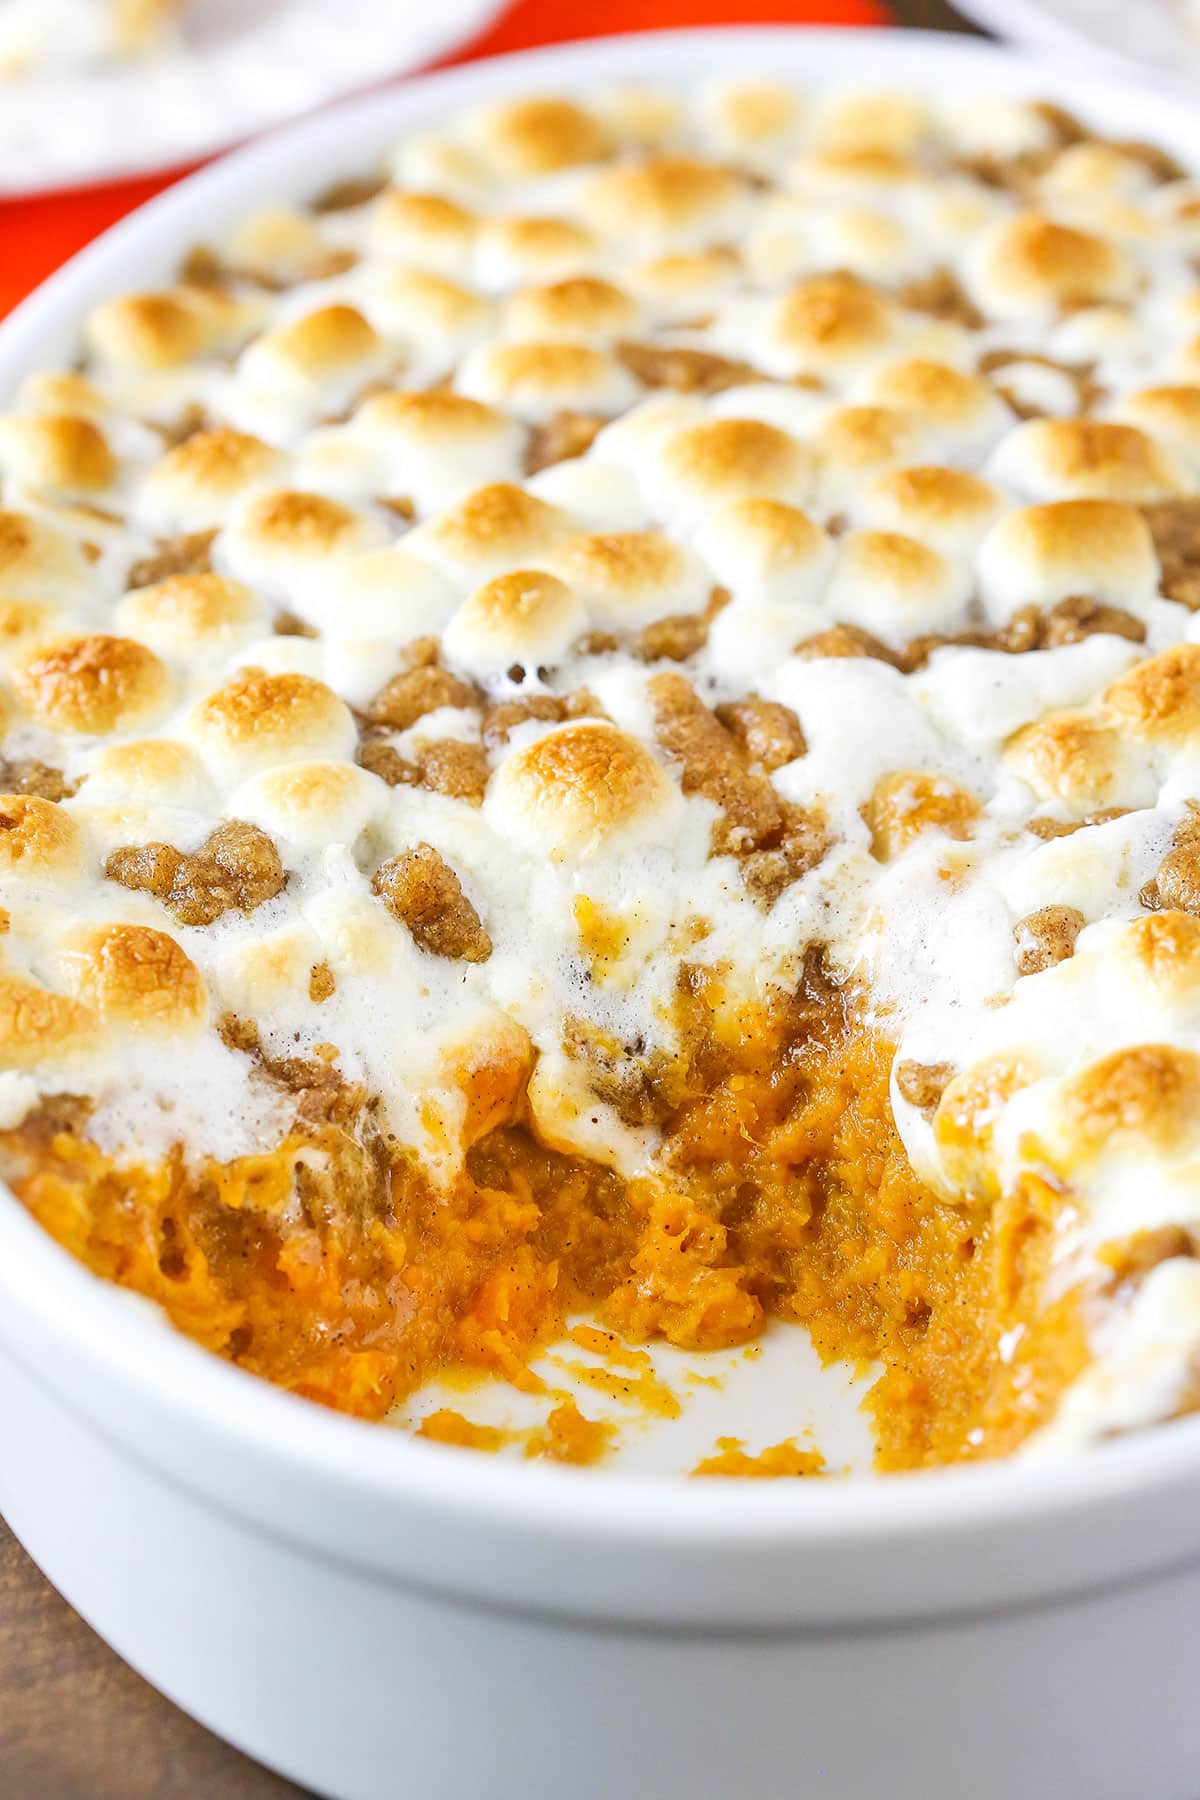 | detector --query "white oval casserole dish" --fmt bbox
[3,28,1200,1800]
